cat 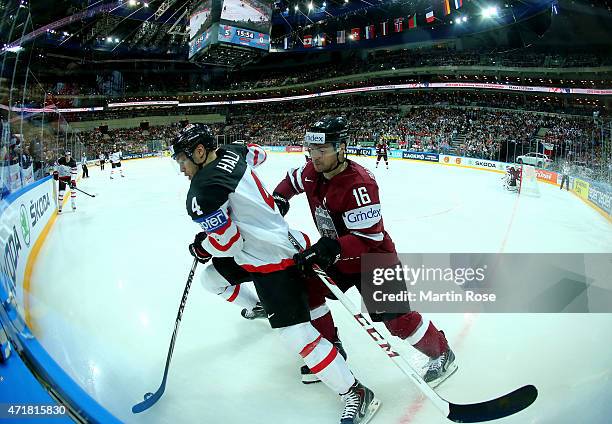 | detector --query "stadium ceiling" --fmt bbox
[0,0,606,59]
